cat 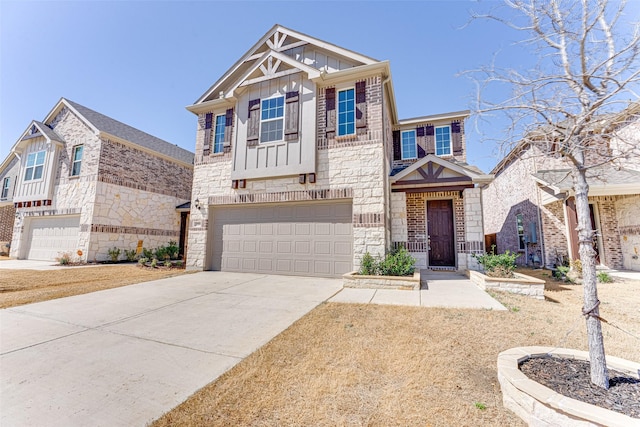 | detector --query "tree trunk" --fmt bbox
[572,167,609,389]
